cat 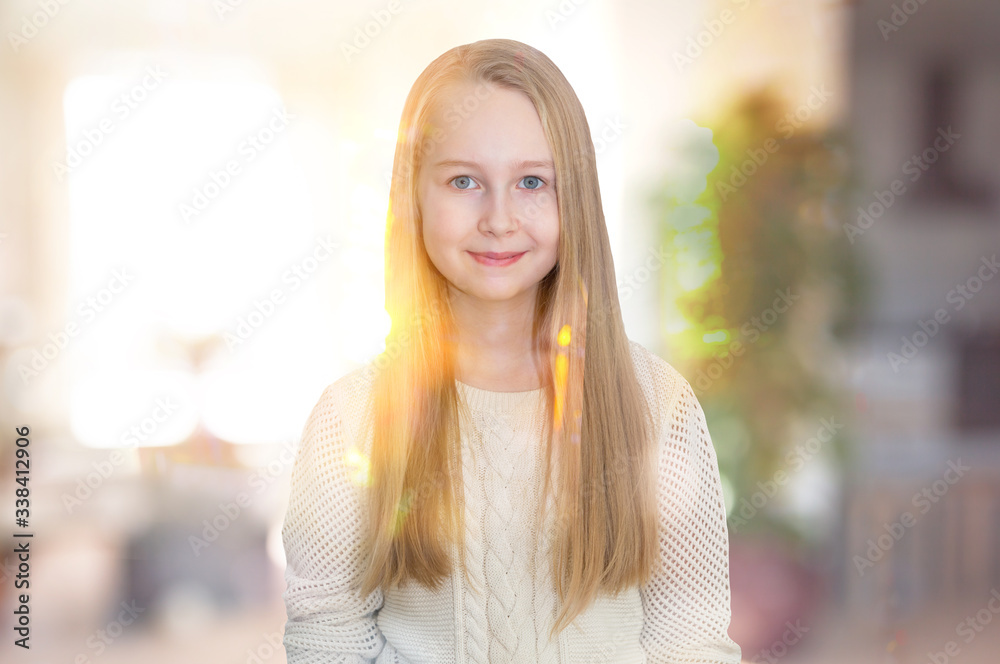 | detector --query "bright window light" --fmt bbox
[63,59,347,447]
